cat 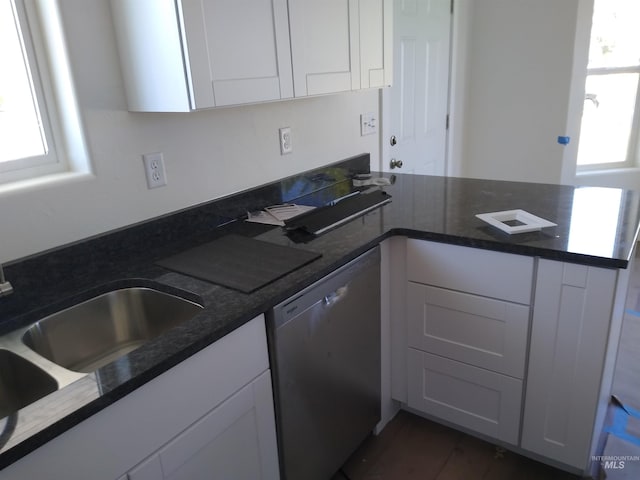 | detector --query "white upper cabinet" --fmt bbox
[182,0,293,107]
[111,0,391,111]
[288,0,360,96]
[359,0,393,88]
[288,0,392,96]
[111,0,293,111]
